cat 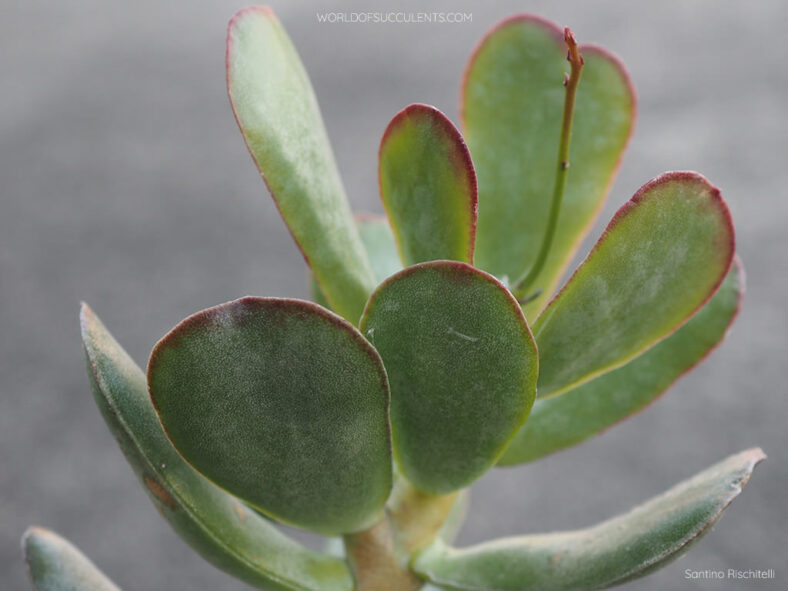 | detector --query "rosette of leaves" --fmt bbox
[23,6,765,591]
